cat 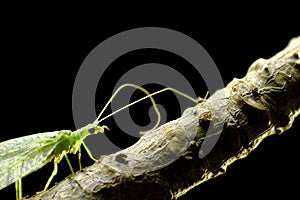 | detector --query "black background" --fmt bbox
[0,8,299,199]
